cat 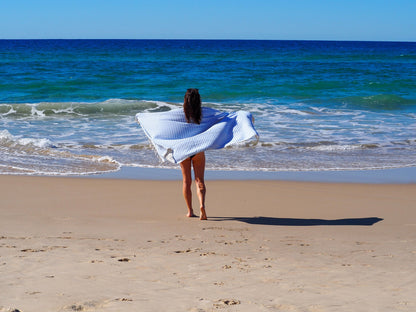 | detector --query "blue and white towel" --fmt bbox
[136,107,259,164]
